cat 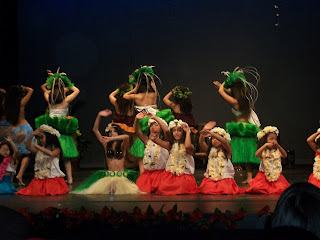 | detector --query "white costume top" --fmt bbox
[259,149,282,173]
[49,108,68,118]
[34,150,65,179]
[165,143,195,175]
[6,163,16,174]
[134,105,158,115]
[204,147,234,181]
[142,140,169,170]
[231,108,261,127]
